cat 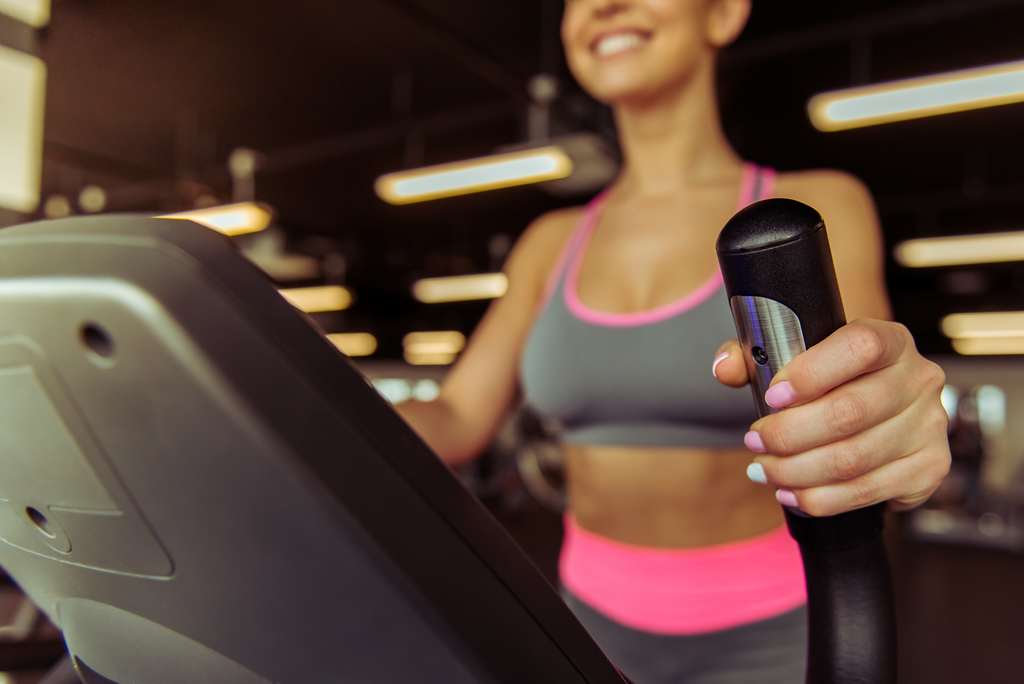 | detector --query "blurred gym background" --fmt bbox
[2,1,1024,682]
